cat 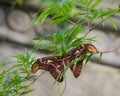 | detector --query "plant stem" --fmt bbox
[84,13,116,37]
